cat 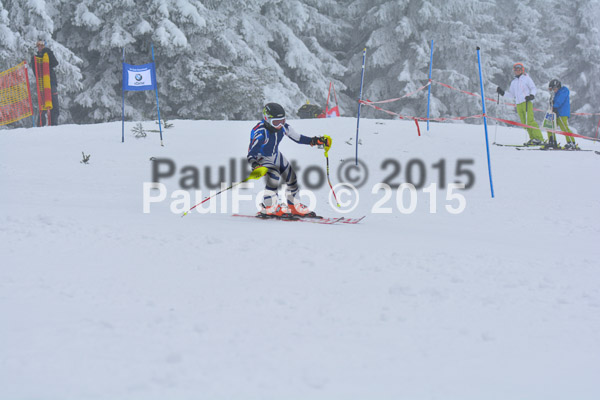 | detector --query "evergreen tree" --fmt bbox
[53,0,348,122]
[2,0,83,124]
[346,0,505,121]
[562,0,600,136]
[0,1,19,70]
[2,0,599,138]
